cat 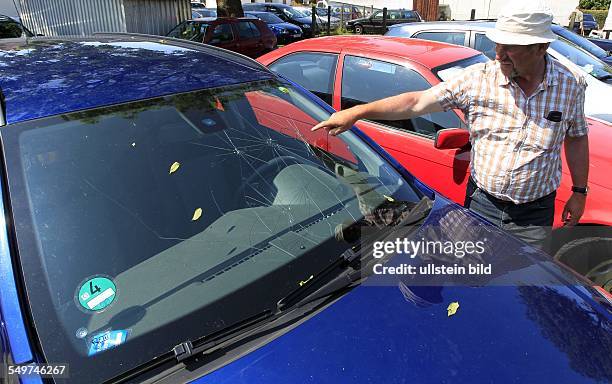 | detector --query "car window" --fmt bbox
[373,11,382,19]
[269,52,338,106]
[551,37,612,82]
[248,21,261,38]
[1,79,422,383]
[414,31,466,46]
[238,21,255,39]
[389,11,401,19]
[402,11,418,19]
[342,55,464,136]
[167,21,207,41]
[474,33,496,60]
[211,23,234,42]
[584,14,594,21]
